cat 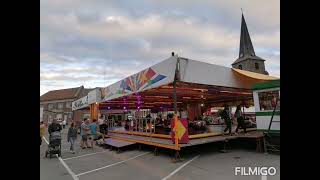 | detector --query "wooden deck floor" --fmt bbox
[105,138,136,148]
[108,131,264,150]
